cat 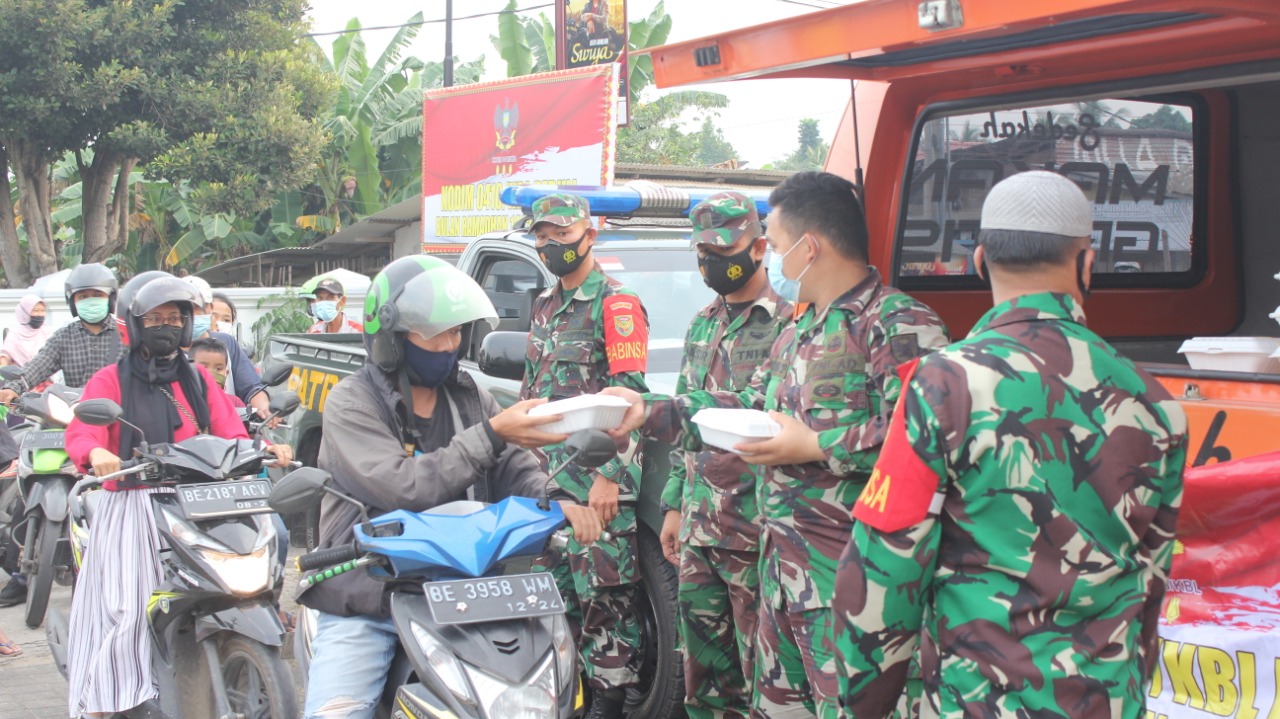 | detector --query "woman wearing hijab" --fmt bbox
[63,274,292,718]
[0,295,51,367]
